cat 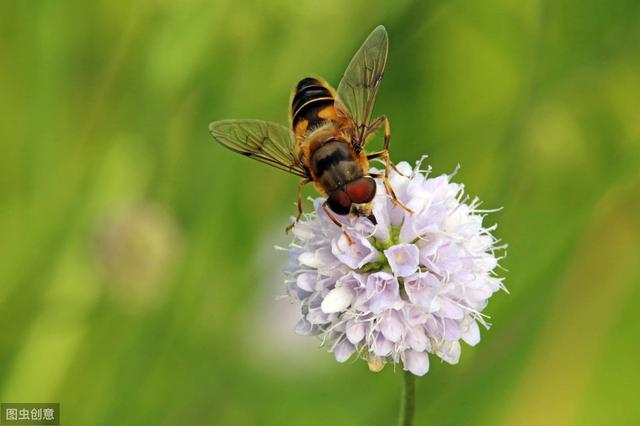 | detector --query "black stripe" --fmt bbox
[292,86,332,114]
[292,98,334,128]
[314,146,350,176]
[296,77,322,91]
